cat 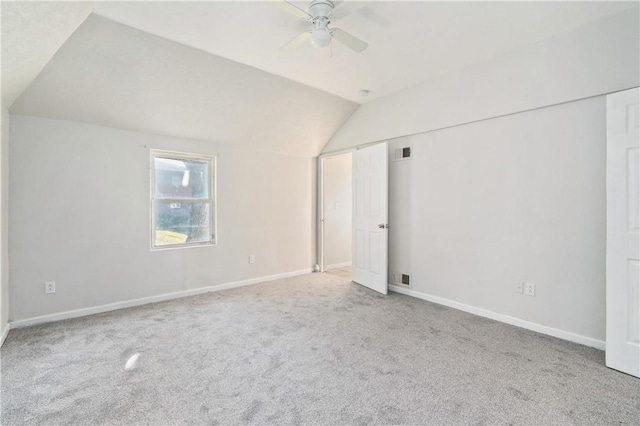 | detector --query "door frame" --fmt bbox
[317,142,390,274]
[317,148,354,272]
